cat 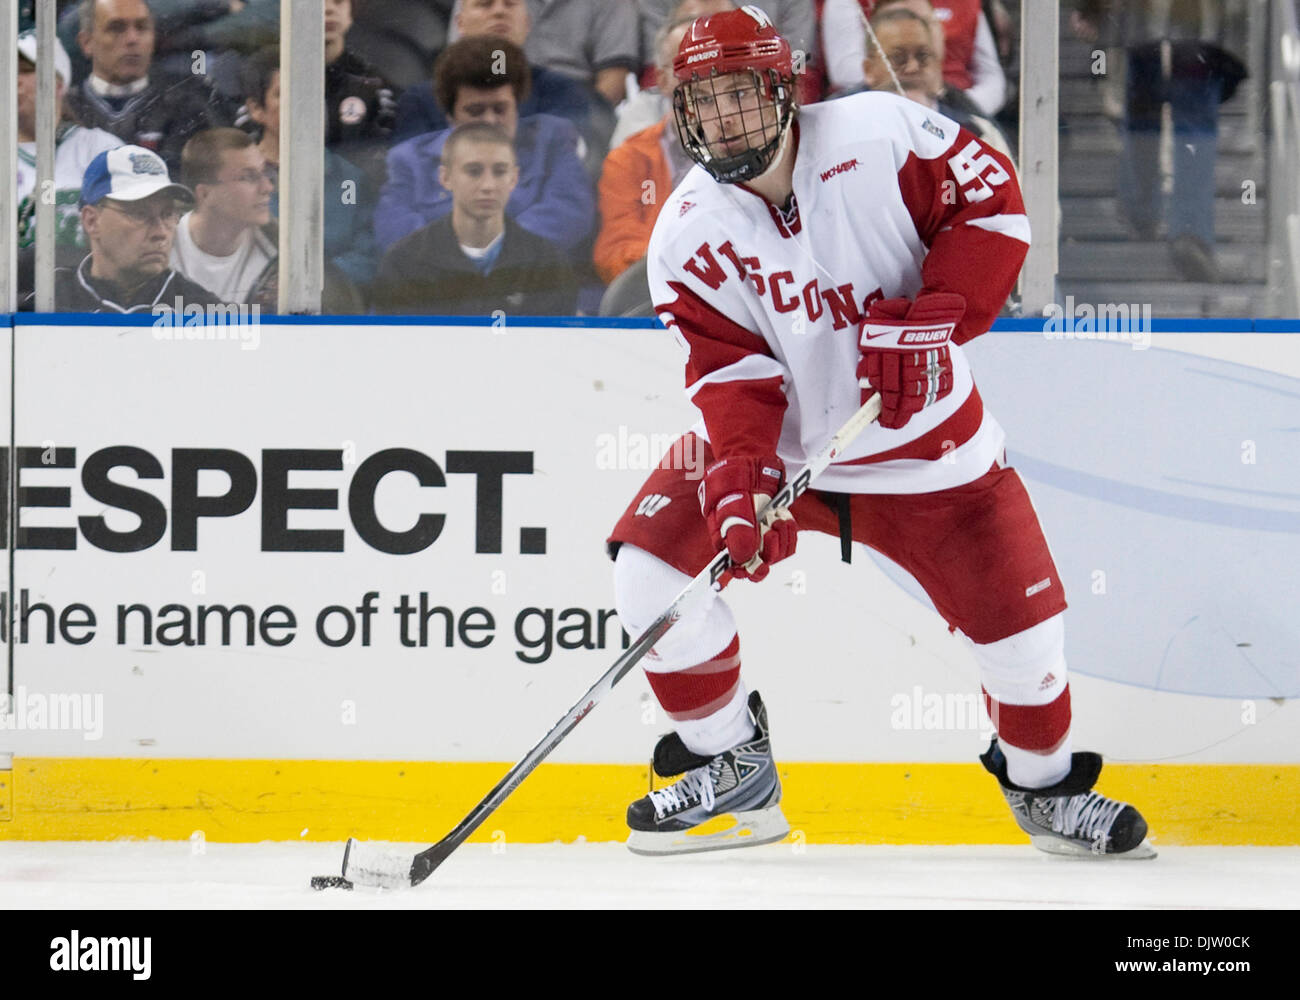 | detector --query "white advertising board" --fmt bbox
[3,318,1297,764]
